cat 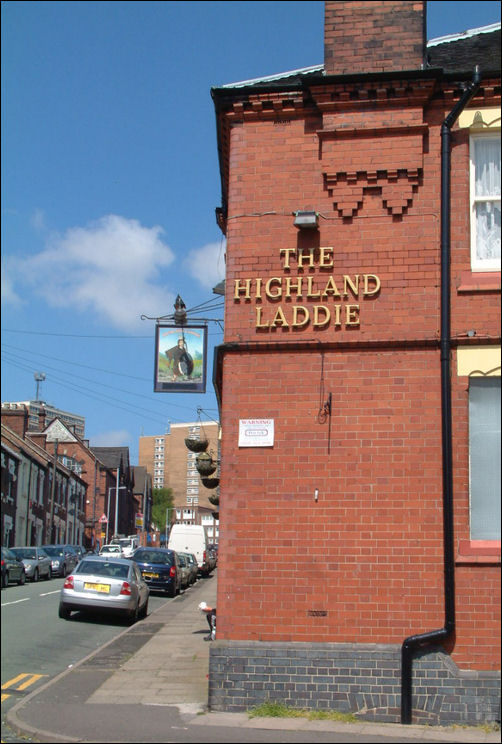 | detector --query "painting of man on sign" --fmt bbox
[164,337,194,381]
